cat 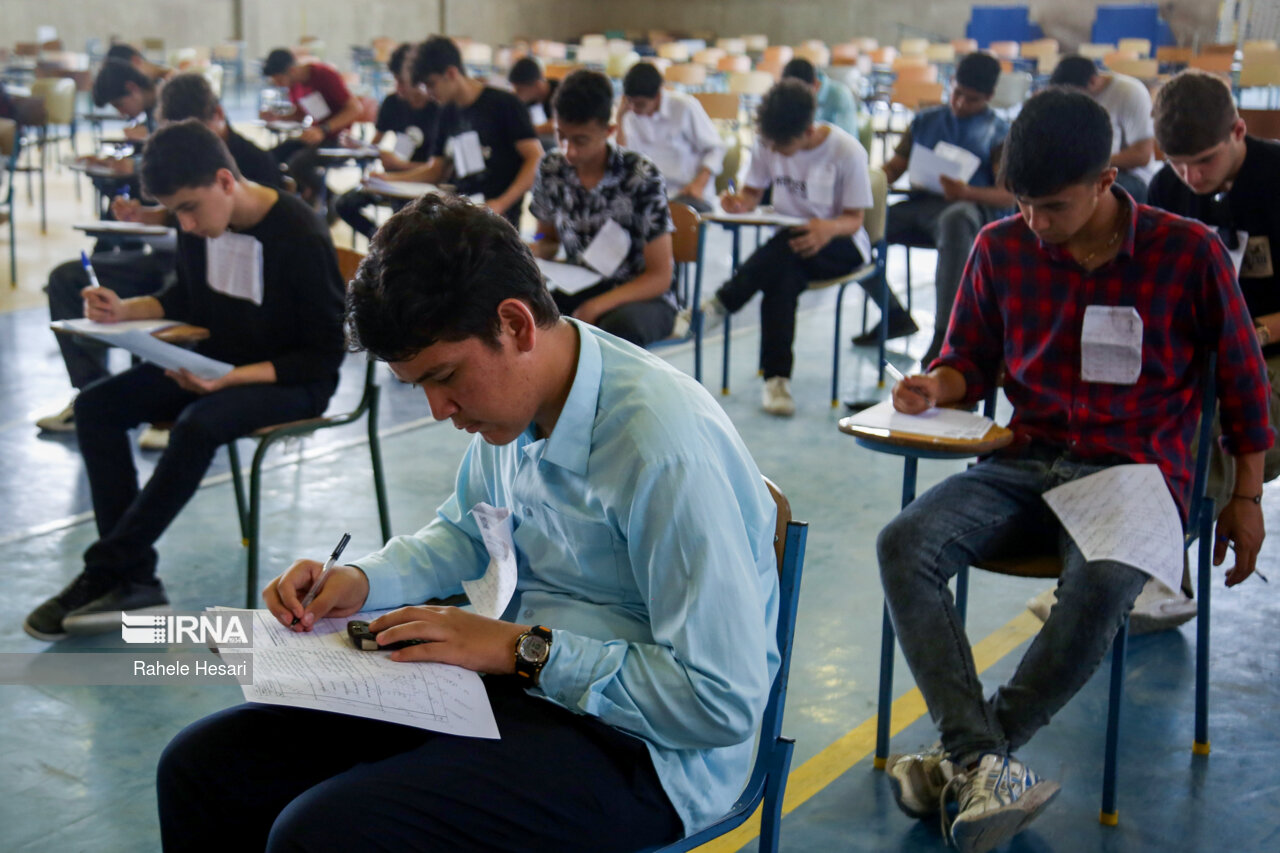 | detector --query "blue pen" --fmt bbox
[81,251,102,288]
[118,185,130,201]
